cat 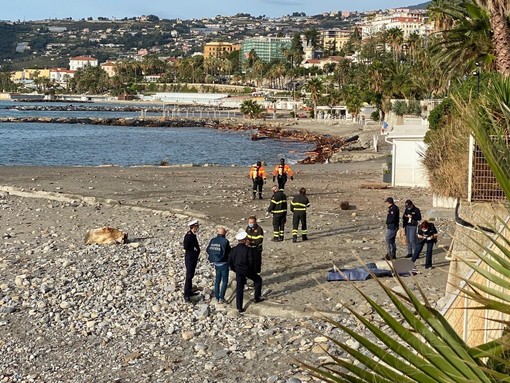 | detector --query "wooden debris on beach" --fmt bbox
[360,182,390,189]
